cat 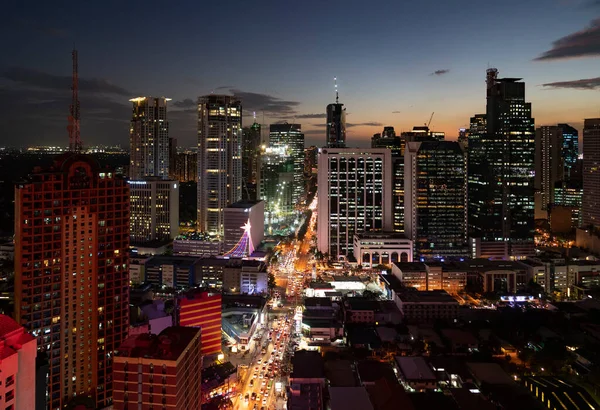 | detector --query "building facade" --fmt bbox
[405,141,468,259]
[468,68,535,259]
[269,123,305,205]
[535,126,564,212]
[197,95,242,237]
[326,102,346,148]
[129,97,170,179]
[0,315,36,410]
[353,232,413,267]
[128,178,179,244]
[223,200,264,257]
[173,151,197,182]
[317,148,393,259]
[560,123,579,181]
[259,146,295,232]
[242,121,261,201]
[14,154,130,409]
[112,327,202,410]
[178,292,222,355]
[583,118,600,228]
